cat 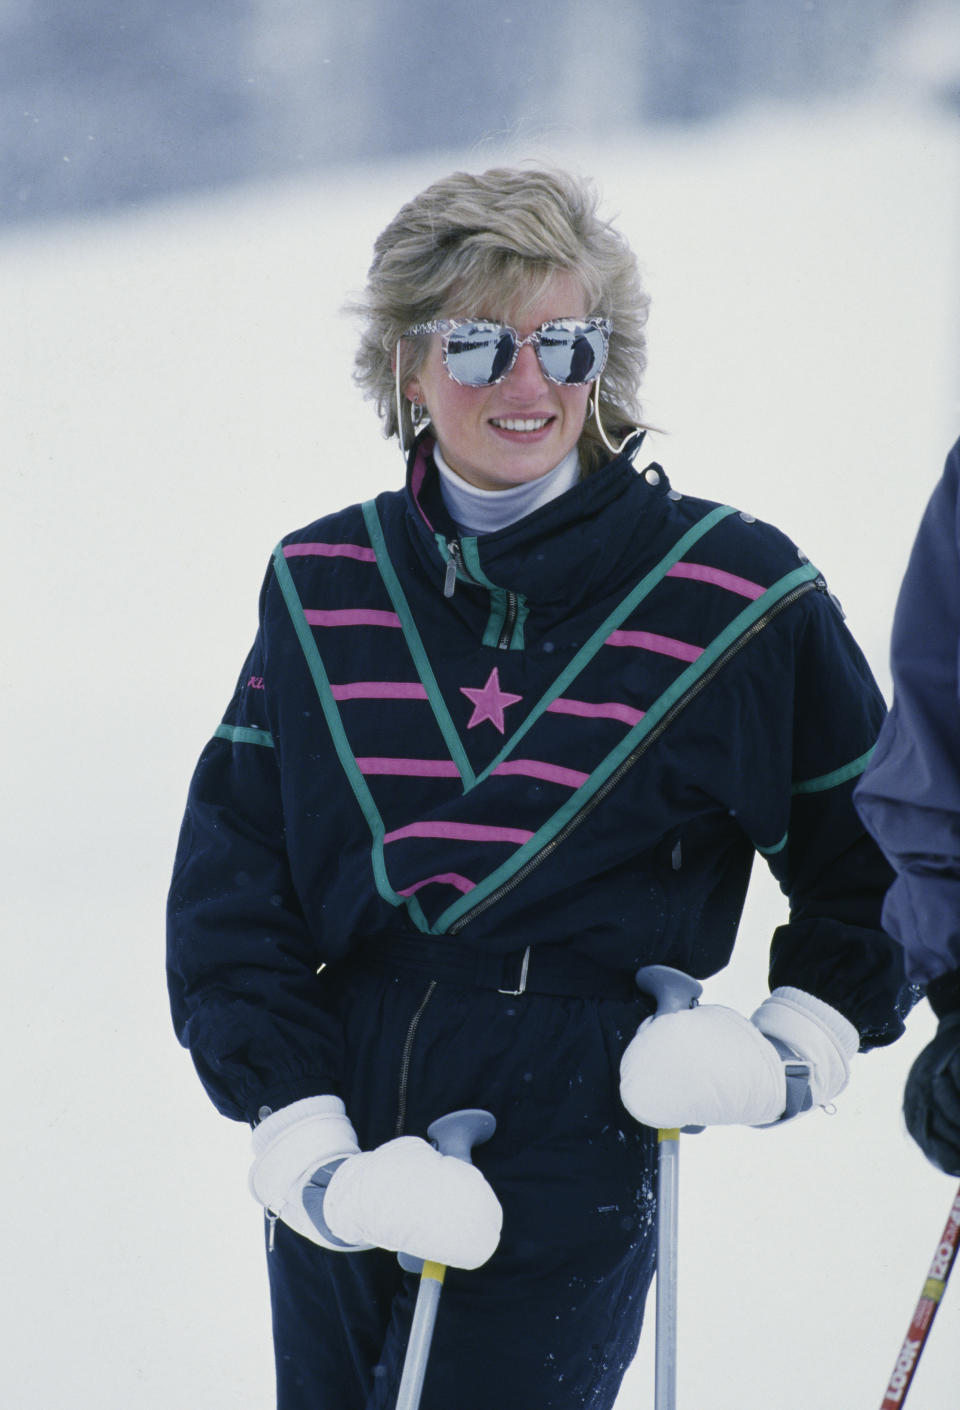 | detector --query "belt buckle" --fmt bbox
[498,945,531,996]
